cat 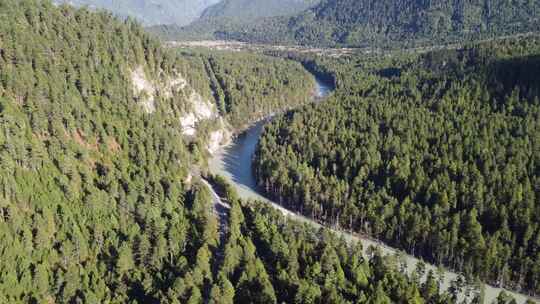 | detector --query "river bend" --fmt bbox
[207,74,536,304]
